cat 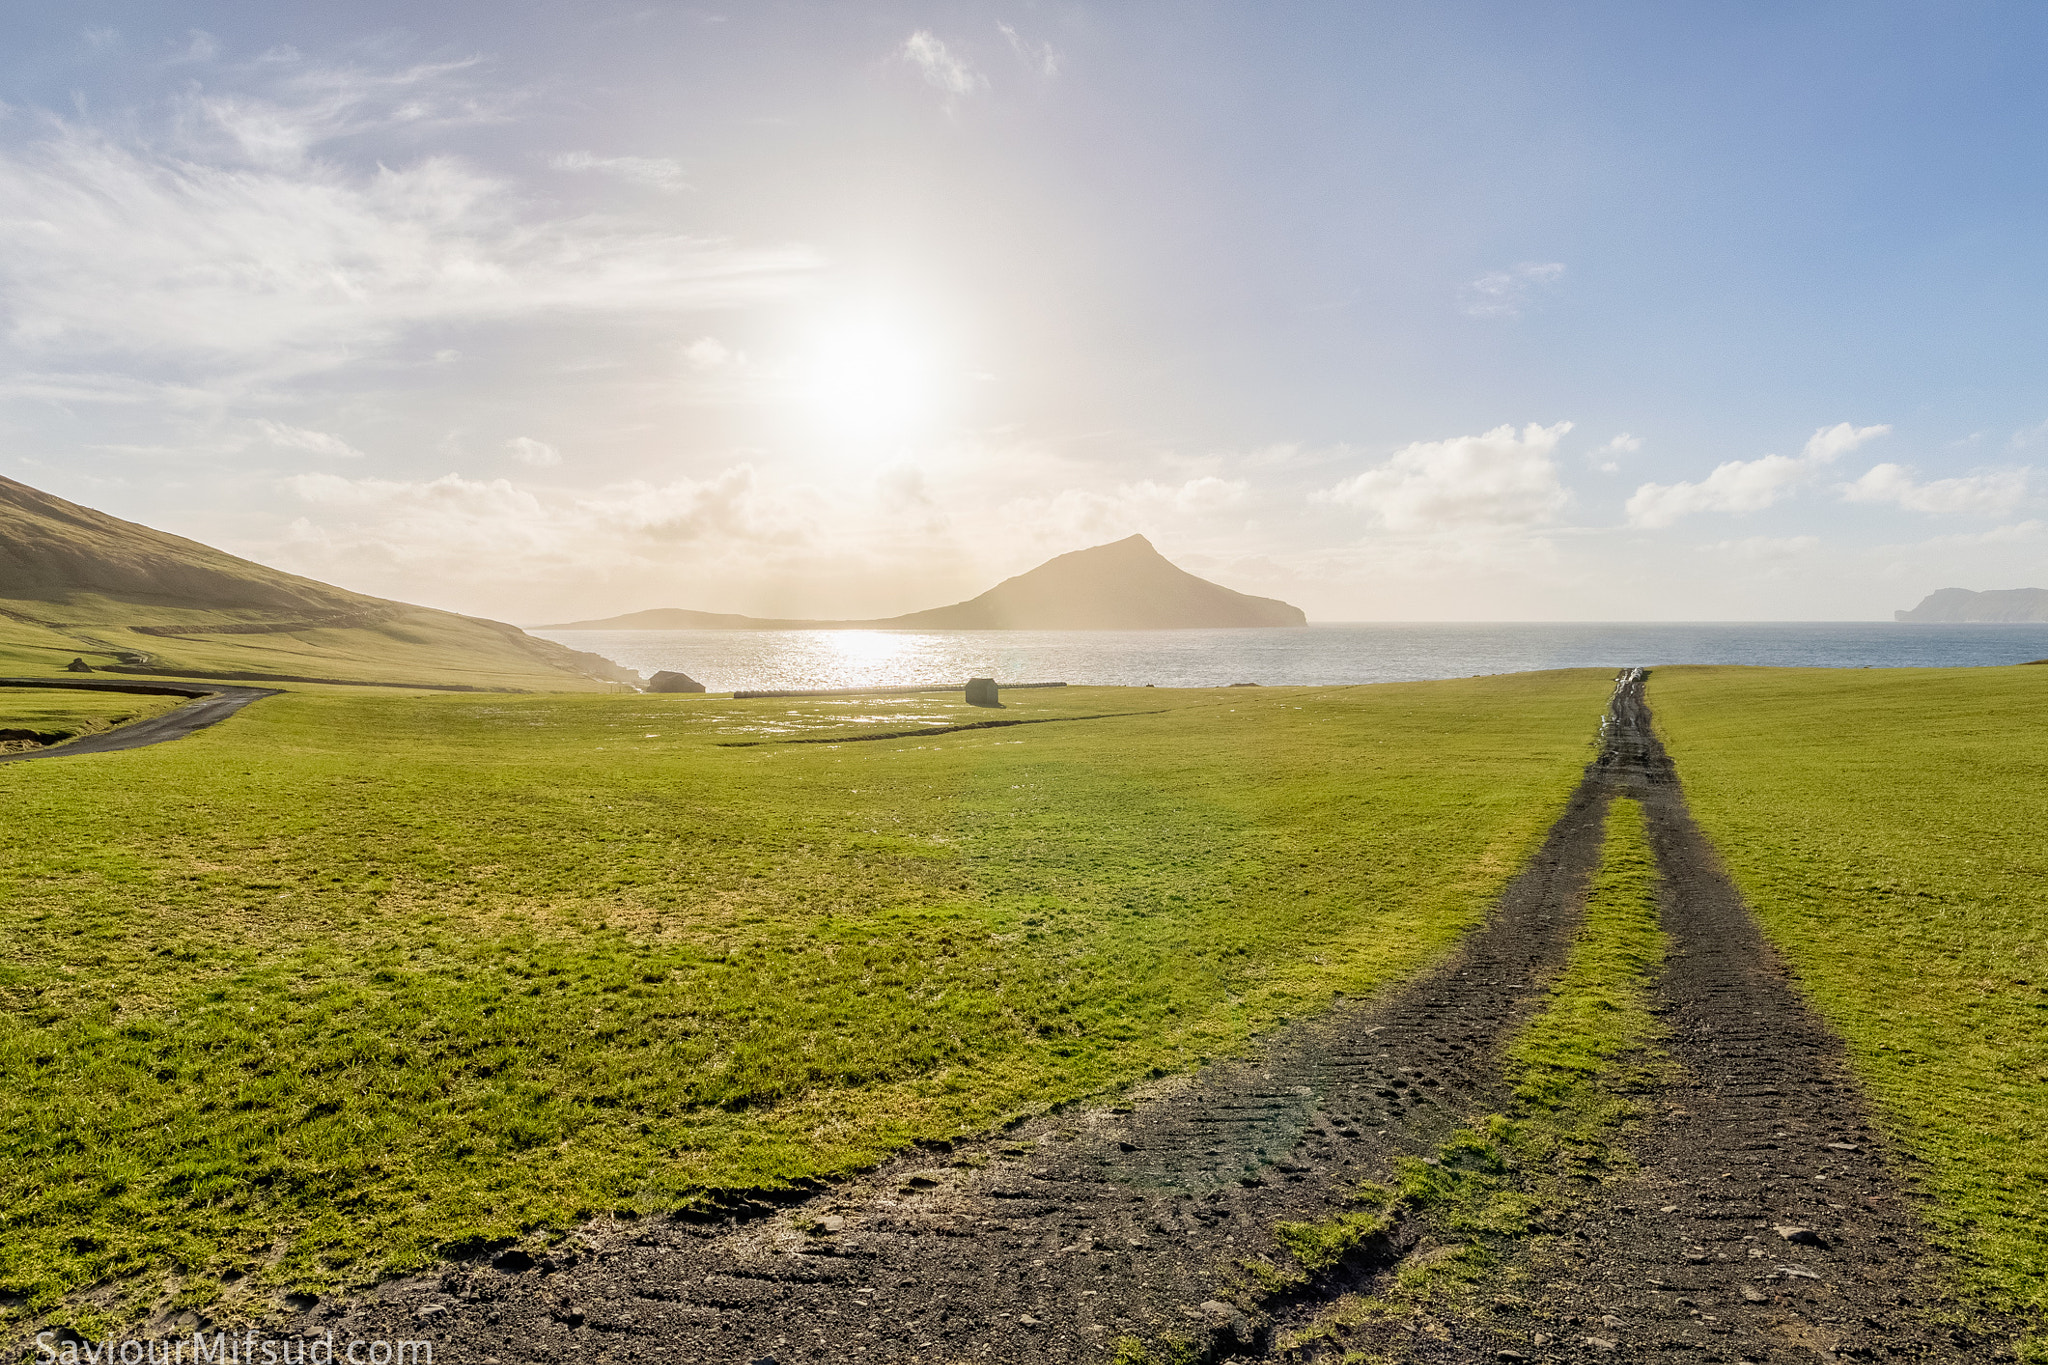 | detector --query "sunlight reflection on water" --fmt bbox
[530,623,2048,692]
